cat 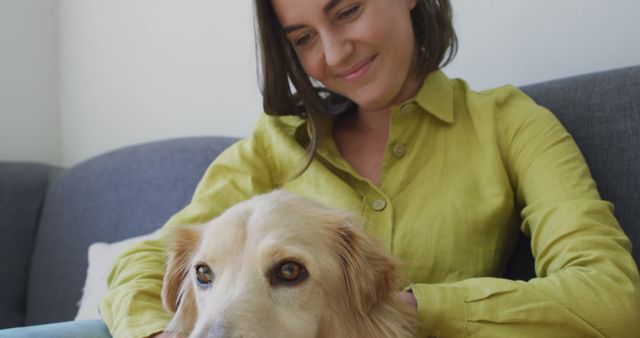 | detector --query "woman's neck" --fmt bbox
[348,107,393,135]
[351,70,424,132]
